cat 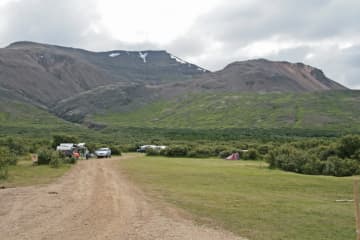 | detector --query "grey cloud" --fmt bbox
[165,33,210,58]
[195,0,360,44]
[0,0,100,47]
[168,0,360,88]
[0,0,359,88]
